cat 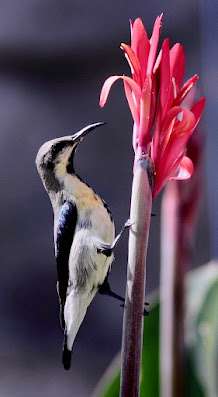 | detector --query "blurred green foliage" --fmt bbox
[93,263,218,397]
